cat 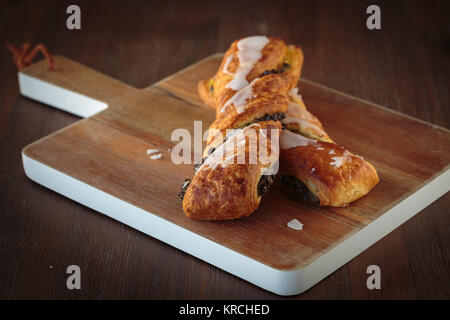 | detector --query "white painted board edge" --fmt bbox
[22,152,450,296]
[18,72,108,118]
[18,71,450,295]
